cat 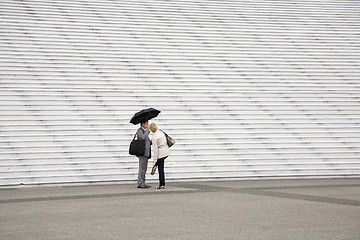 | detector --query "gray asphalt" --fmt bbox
[0,178,359,240]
